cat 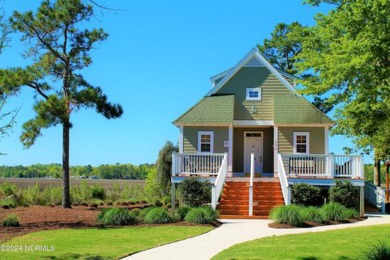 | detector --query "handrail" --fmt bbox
[211,153,228,209]
[172,153,226,176]
[365,181,386,213]
[249,153,255,216]
[278,153,291,205]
